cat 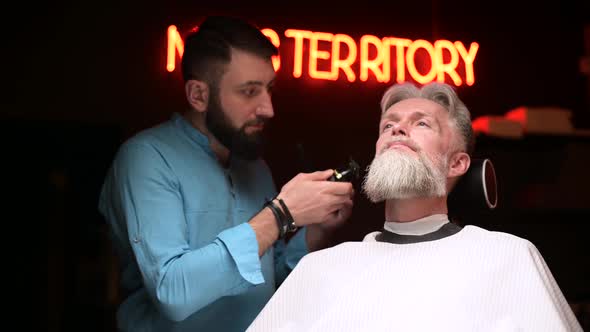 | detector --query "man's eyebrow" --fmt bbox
[237,81,264,88]
[237,78,275,88]
[410,112,441,128]
[381,111,429,119]
[380,112,398,121]
[380,111,440,128]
